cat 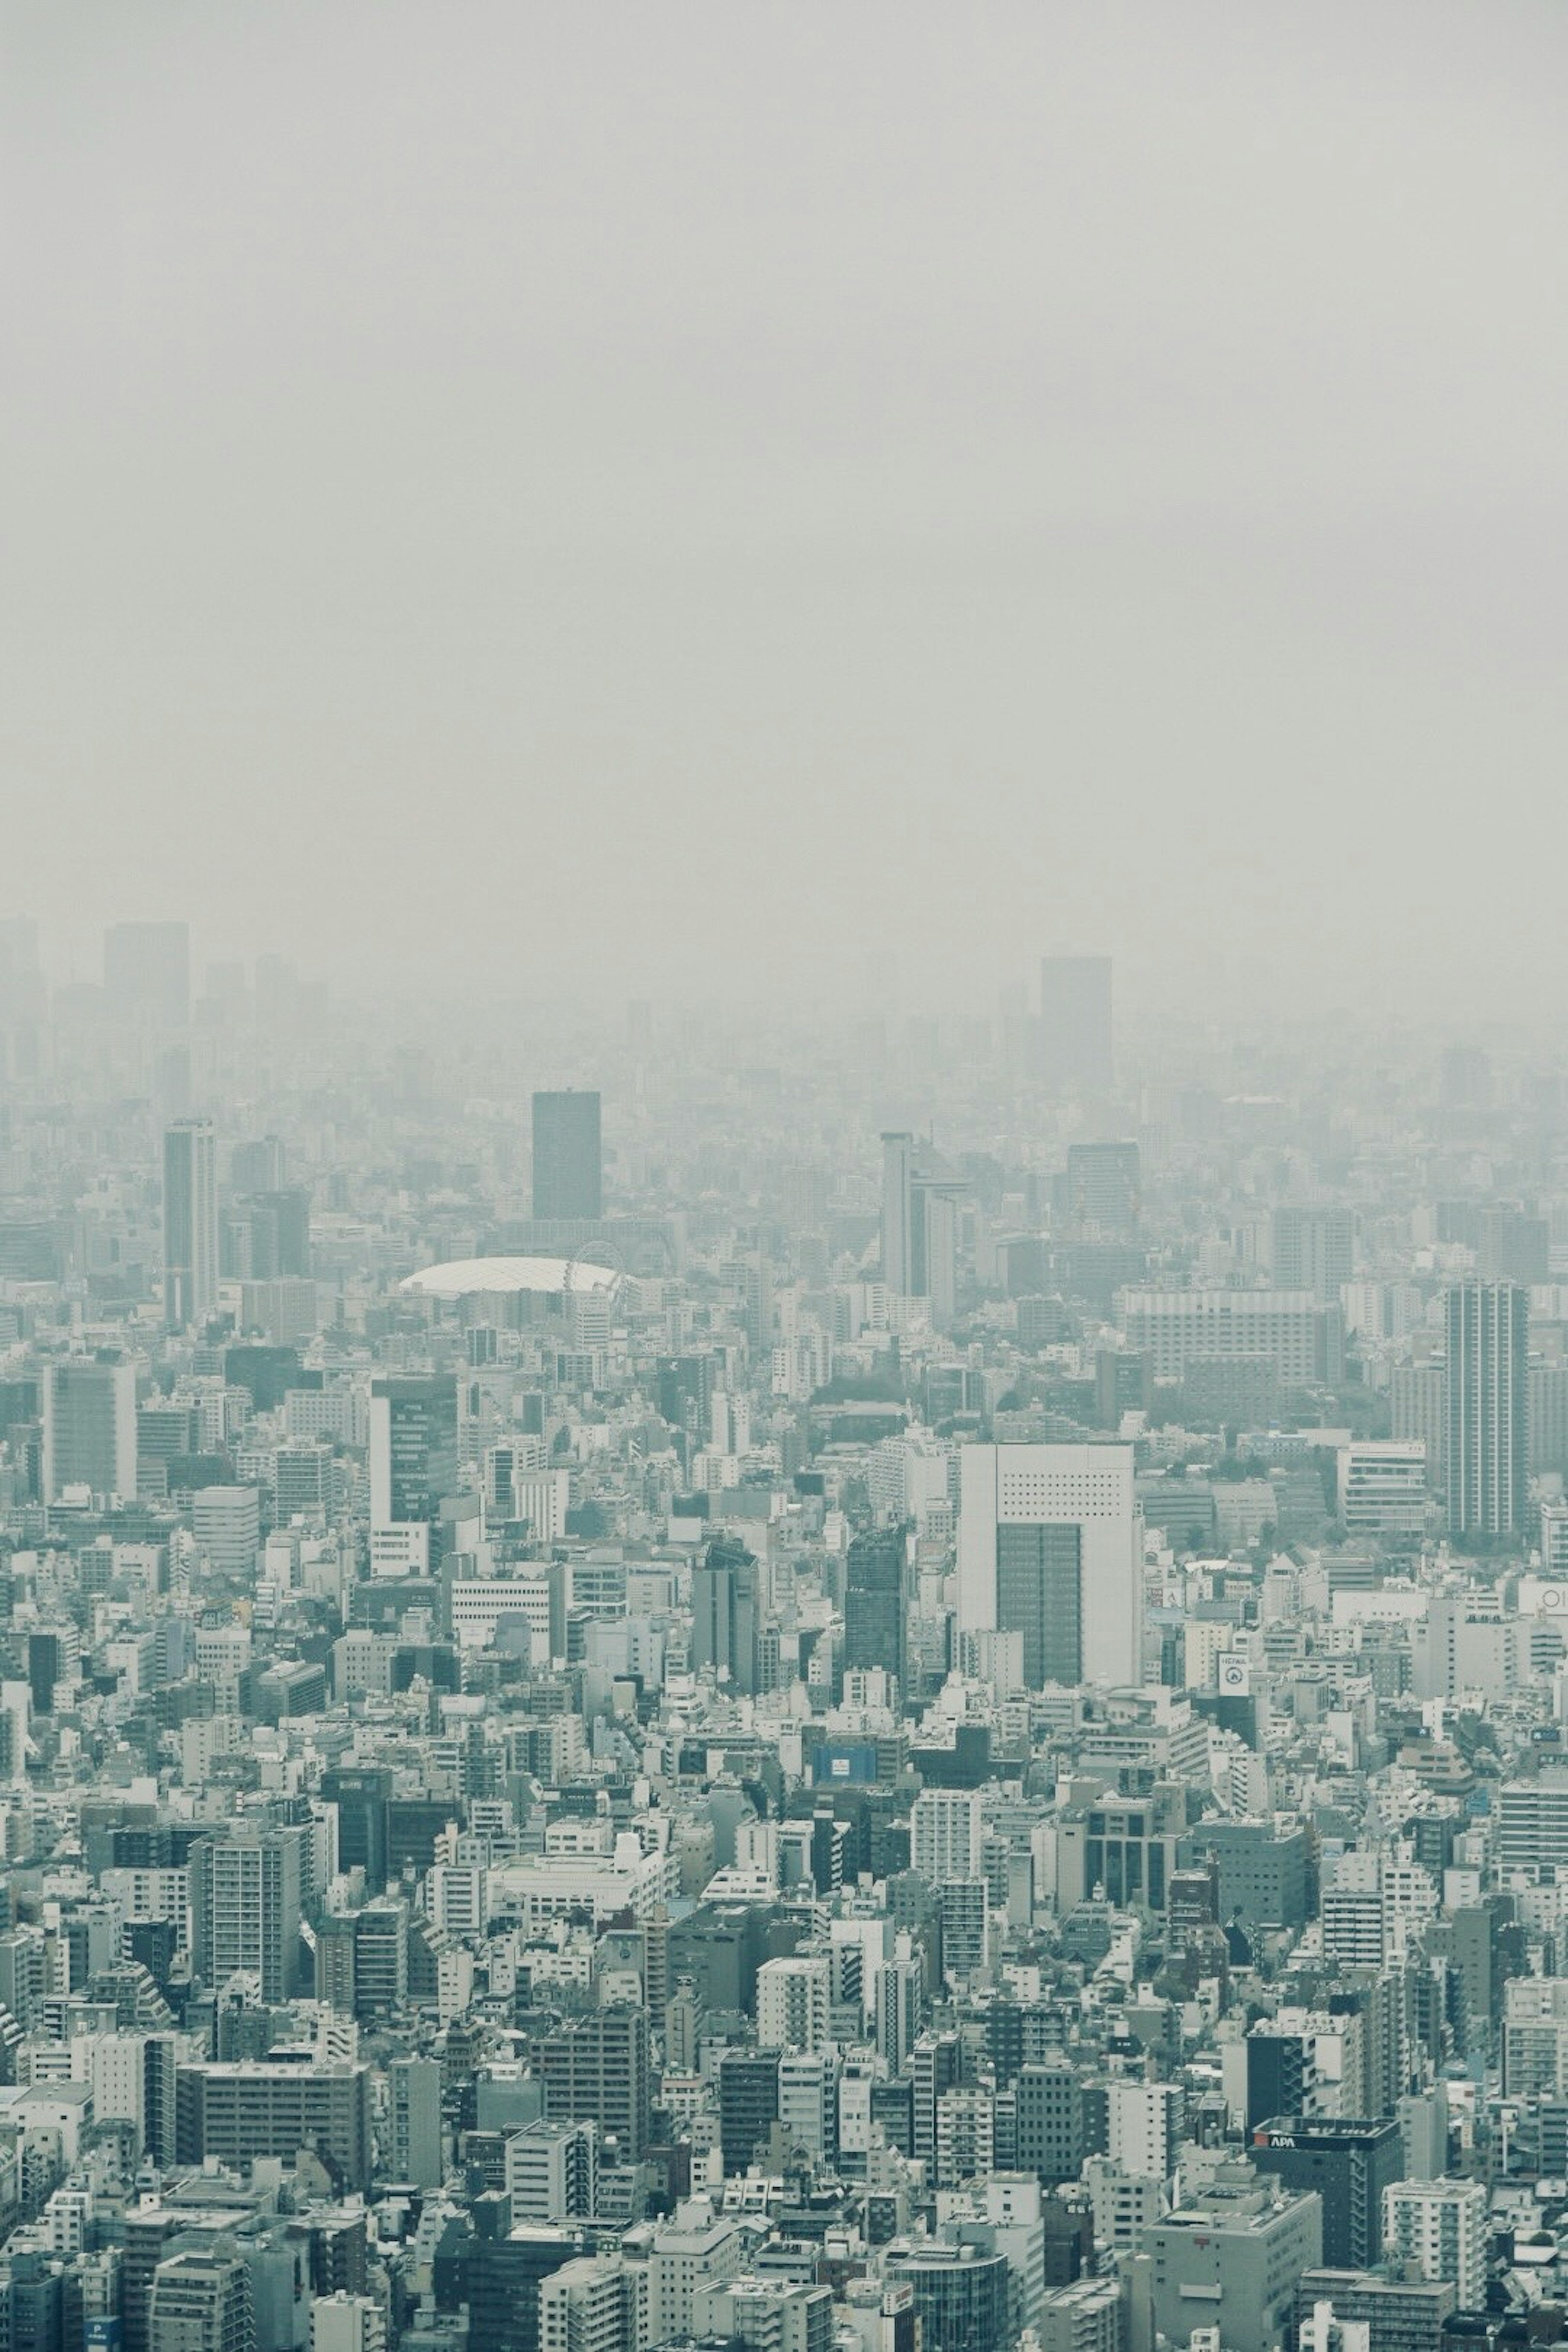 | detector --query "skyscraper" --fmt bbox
[41,1353,137,1503]
[880,1133,964,1323]
[843,1527,905,1687]
[532,1092,602,1219]
[163,1118,218,1327]
[958,1443,1142,1686]
[105,922,191,1029]
[690,1535,761,1693]
[368,1376,460,1531]
[1038,956,1112,1094]
[1444,1280,1528,1538]
[882,1132,918,1296]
